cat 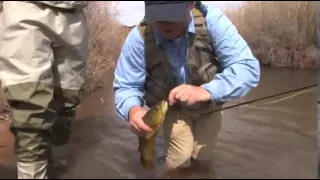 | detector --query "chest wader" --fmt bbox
[0,1,89,178]
[137,8,224,112]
